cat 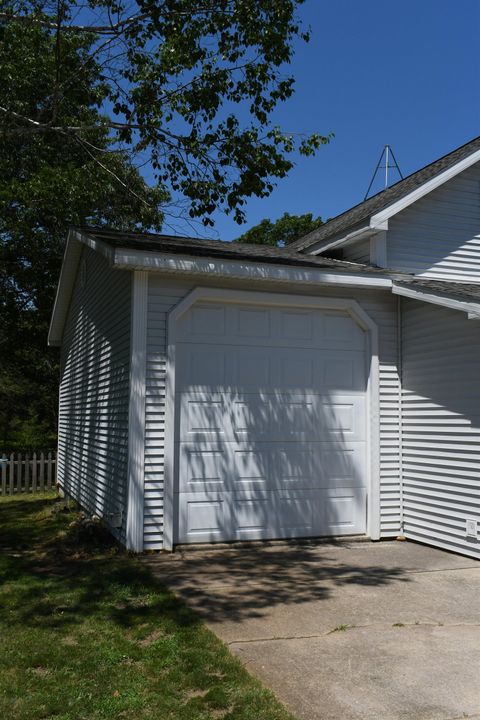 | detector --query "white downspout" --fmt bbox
[397,294,404,533]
